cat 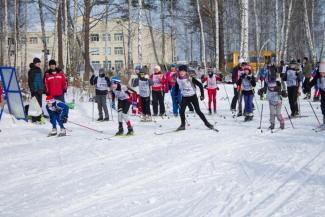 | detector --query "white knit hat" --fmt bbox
[154,65,161,71]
